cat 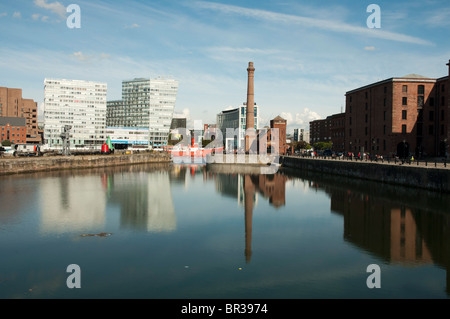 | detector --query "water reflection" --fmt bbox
[283,168,450,294]
[37,164,176,234]
[40,175,106,234]
[2,162,450,297]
